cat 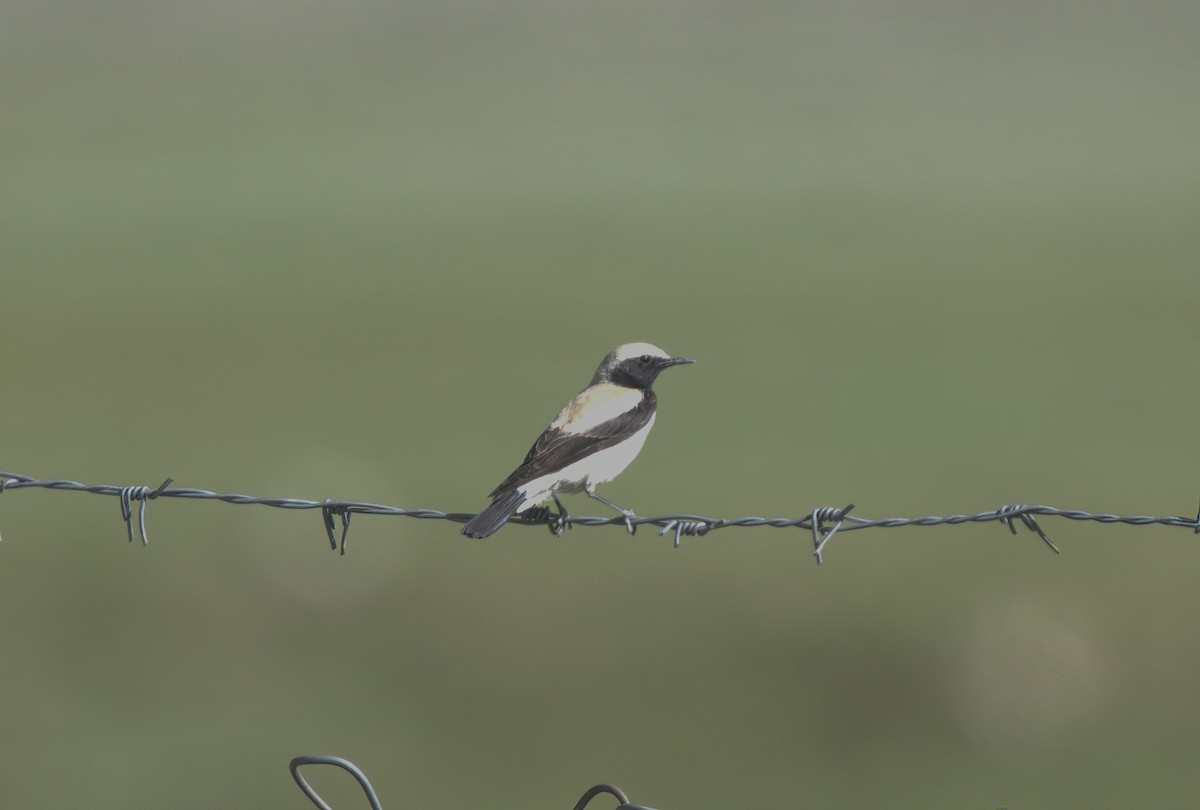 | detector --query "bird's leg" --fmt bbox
[586,488,638,536]
[551,494,571,537]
